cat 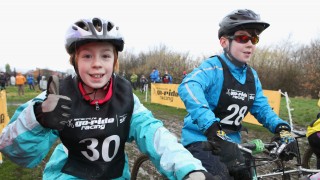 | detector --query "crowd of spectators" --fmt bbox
[126,67,182,92]
[0,70,63,95]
